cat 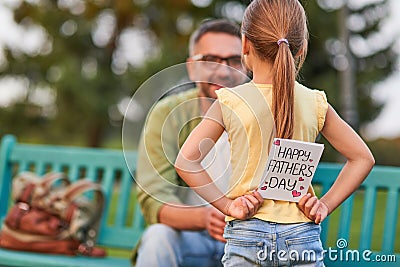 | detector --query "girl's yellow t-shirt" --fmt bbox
[216,82,328,223]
